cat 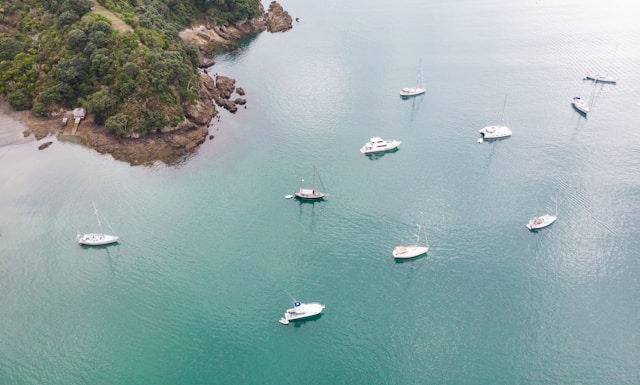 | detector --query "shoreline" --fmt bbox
[2,1,293,167]
[0,99,210,166]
